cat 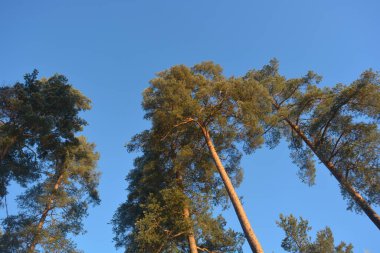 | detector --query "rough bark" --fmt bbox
[199,123,264,253]
[28,172,64,252]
